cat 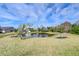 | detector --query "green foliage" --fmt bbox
[54,27,65,33]
[14,29,18,32]
[16,23,79,35]
[37,27,48,32]
[47,27,54,32]
[29,28,36,32]
[37,26,54,32]
[17,24,31,39]
[70,24,79,34]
